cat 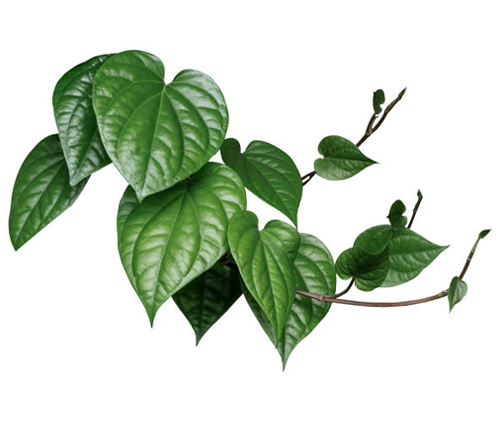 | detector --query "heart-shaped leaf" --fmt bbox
[94,50,229,201]
[314,135,377,180]
[448,276,468,312]
[262,220,301,262]
[53,54,111,185]
[173,264,242,345]
[353,225,394,255]
[221,138,302,225]
[382,229,448,287]
[243,233,336,369]
[9,135,88,250]
[117,163,246,325]
[228,211,298,340]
